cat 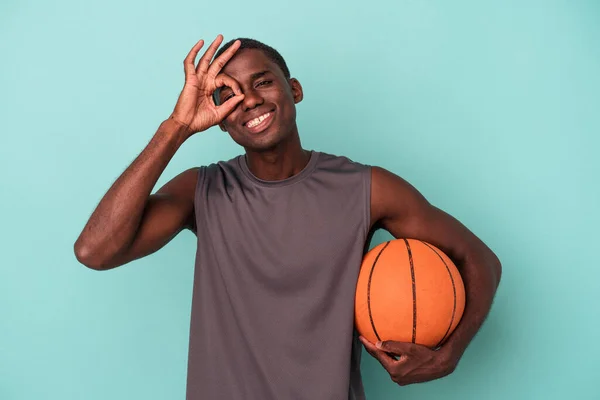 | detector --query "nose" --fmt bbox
[242,88,264,112]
